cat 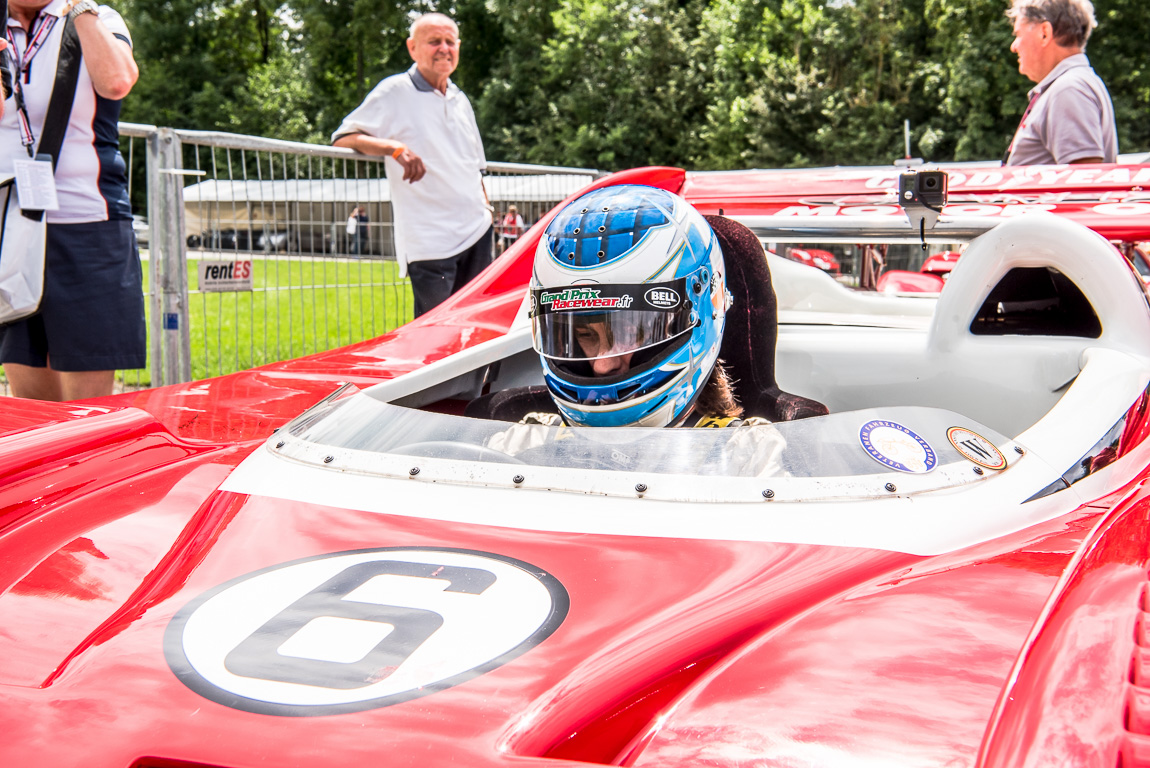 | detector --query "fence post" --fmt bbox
[148,127,192,385]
